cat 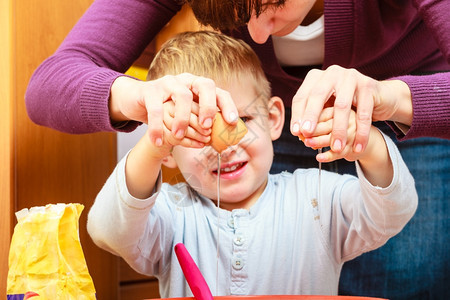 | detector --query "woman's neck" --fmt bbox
[302,0,324,26]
